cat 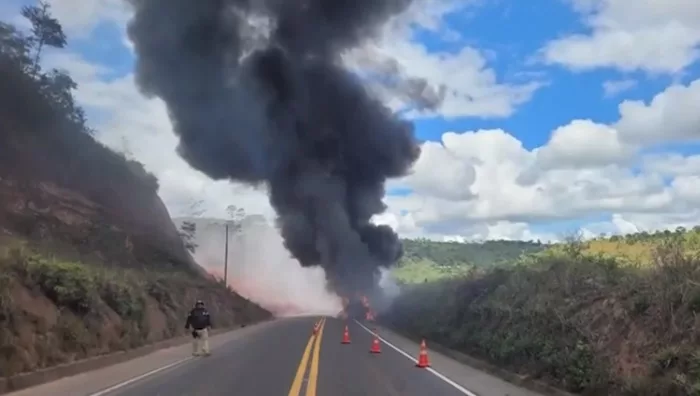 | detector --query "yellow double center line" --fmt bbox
[288,317,326,396]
